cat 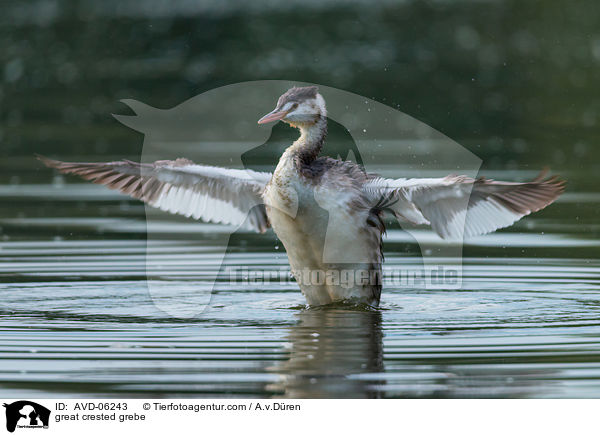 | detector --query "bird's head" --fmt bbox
[258,86,326,128]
